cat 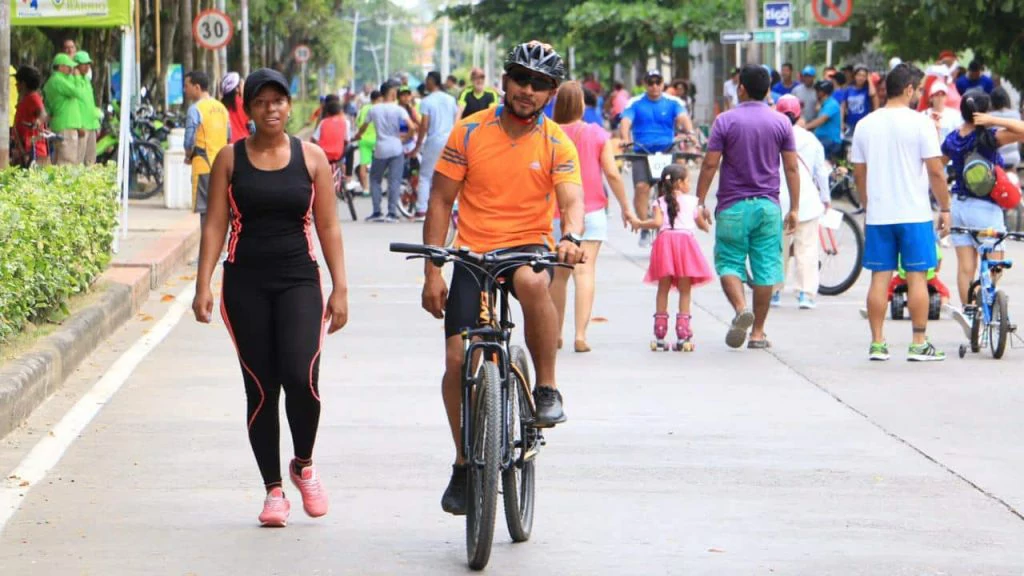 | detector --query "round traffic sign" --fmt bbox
[813,0,852,26]
[294,45,312,64]
[193,10,234,51]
